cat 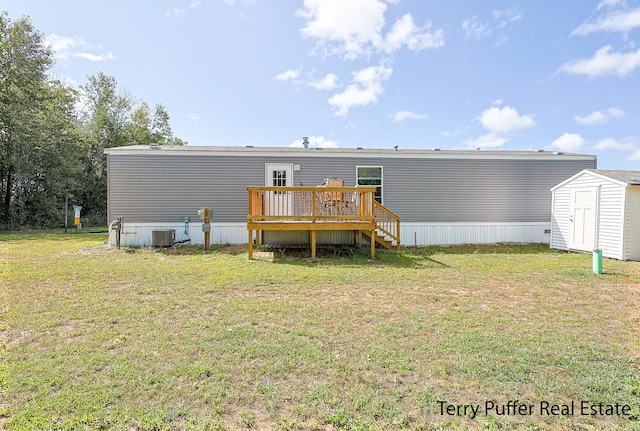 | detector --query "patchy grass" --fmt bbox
[1,233,640,430]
